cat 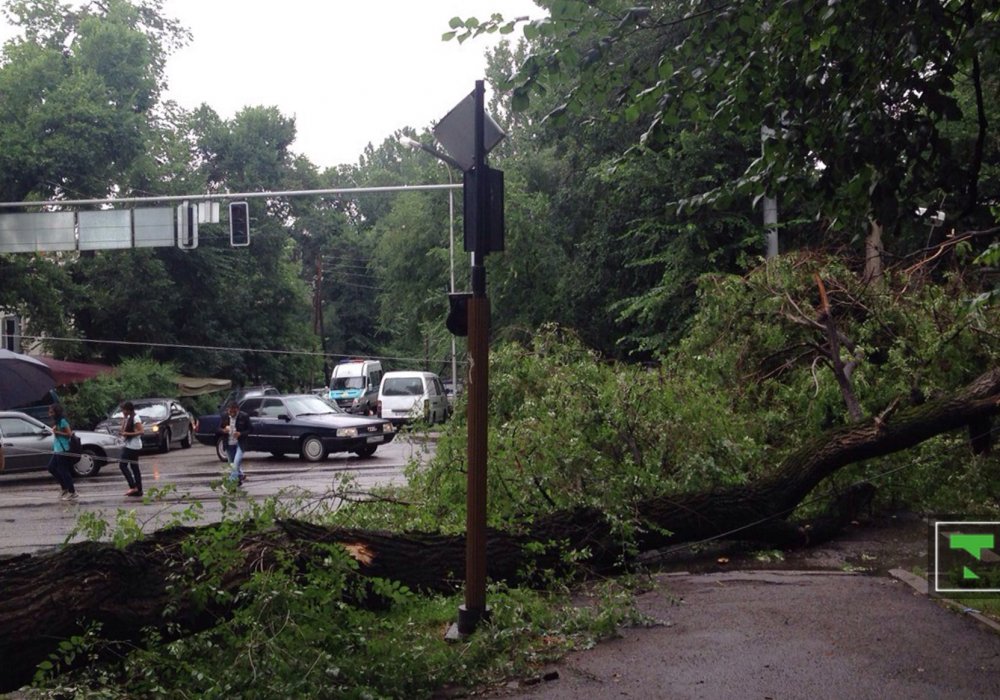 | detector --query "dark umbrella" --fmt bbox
[0,349,56,410]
